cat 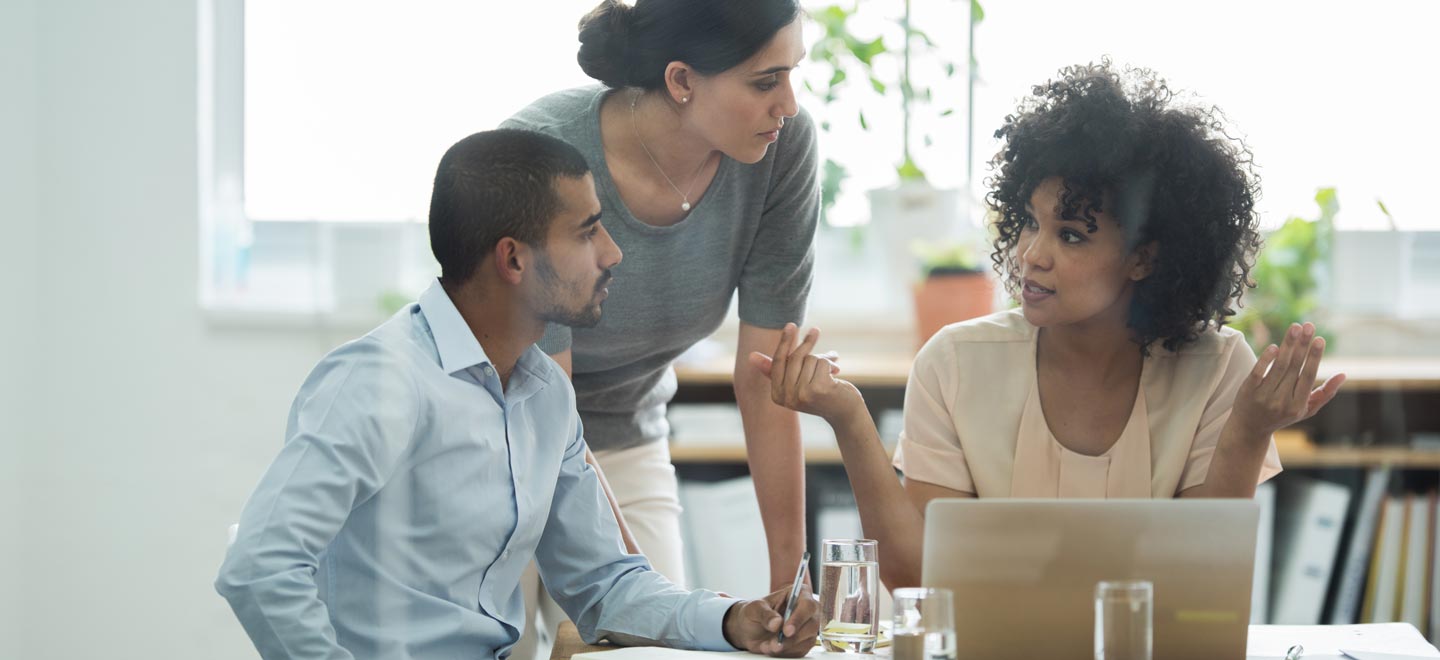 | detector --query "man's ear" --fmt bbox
[1130,240,1159,281]
[492,237,529,286]
[663,61,695,105]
